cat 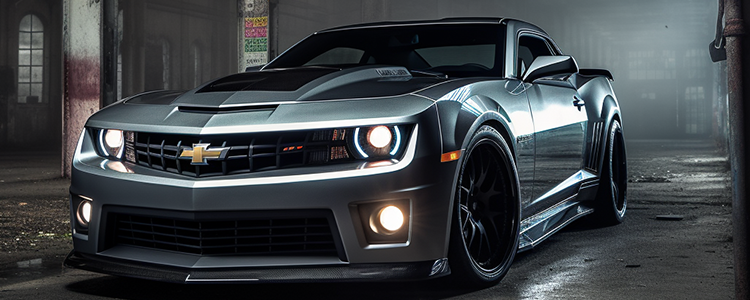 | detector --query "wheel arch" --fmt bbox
[596,95,624,175]
[436,95,522,258]
[445,122,522,285]
[575,75,624,177]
